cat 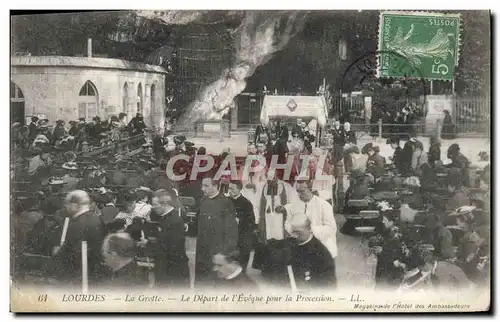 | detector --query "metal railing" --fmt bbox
[454,97,491,135]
